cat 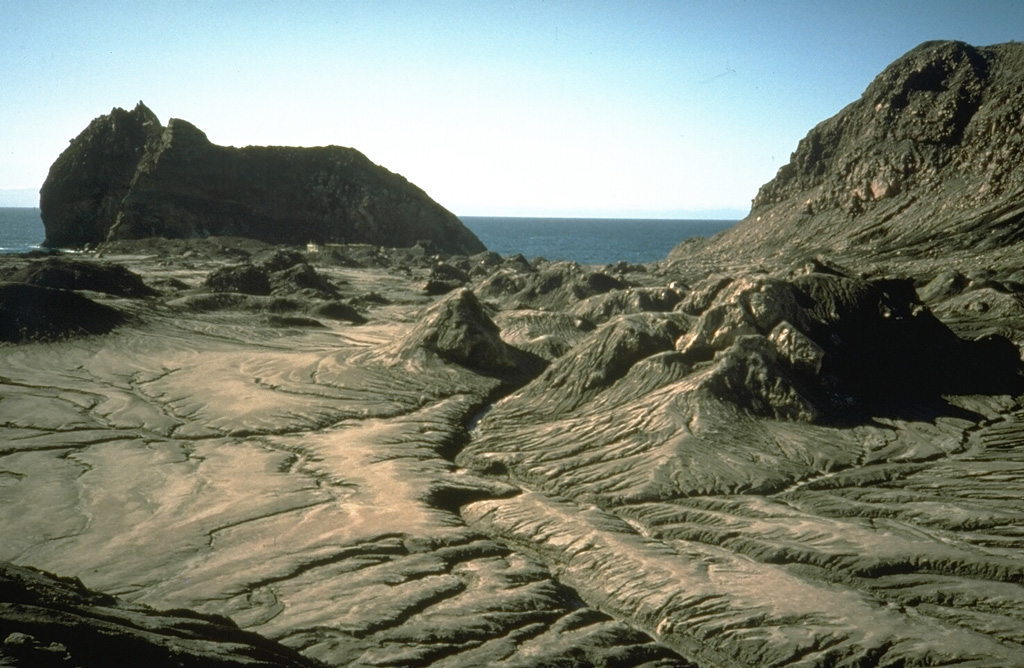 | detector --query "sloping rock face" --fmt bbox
[0,562,323,668]
[669,40,1024,268]
[40,103,485,255]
